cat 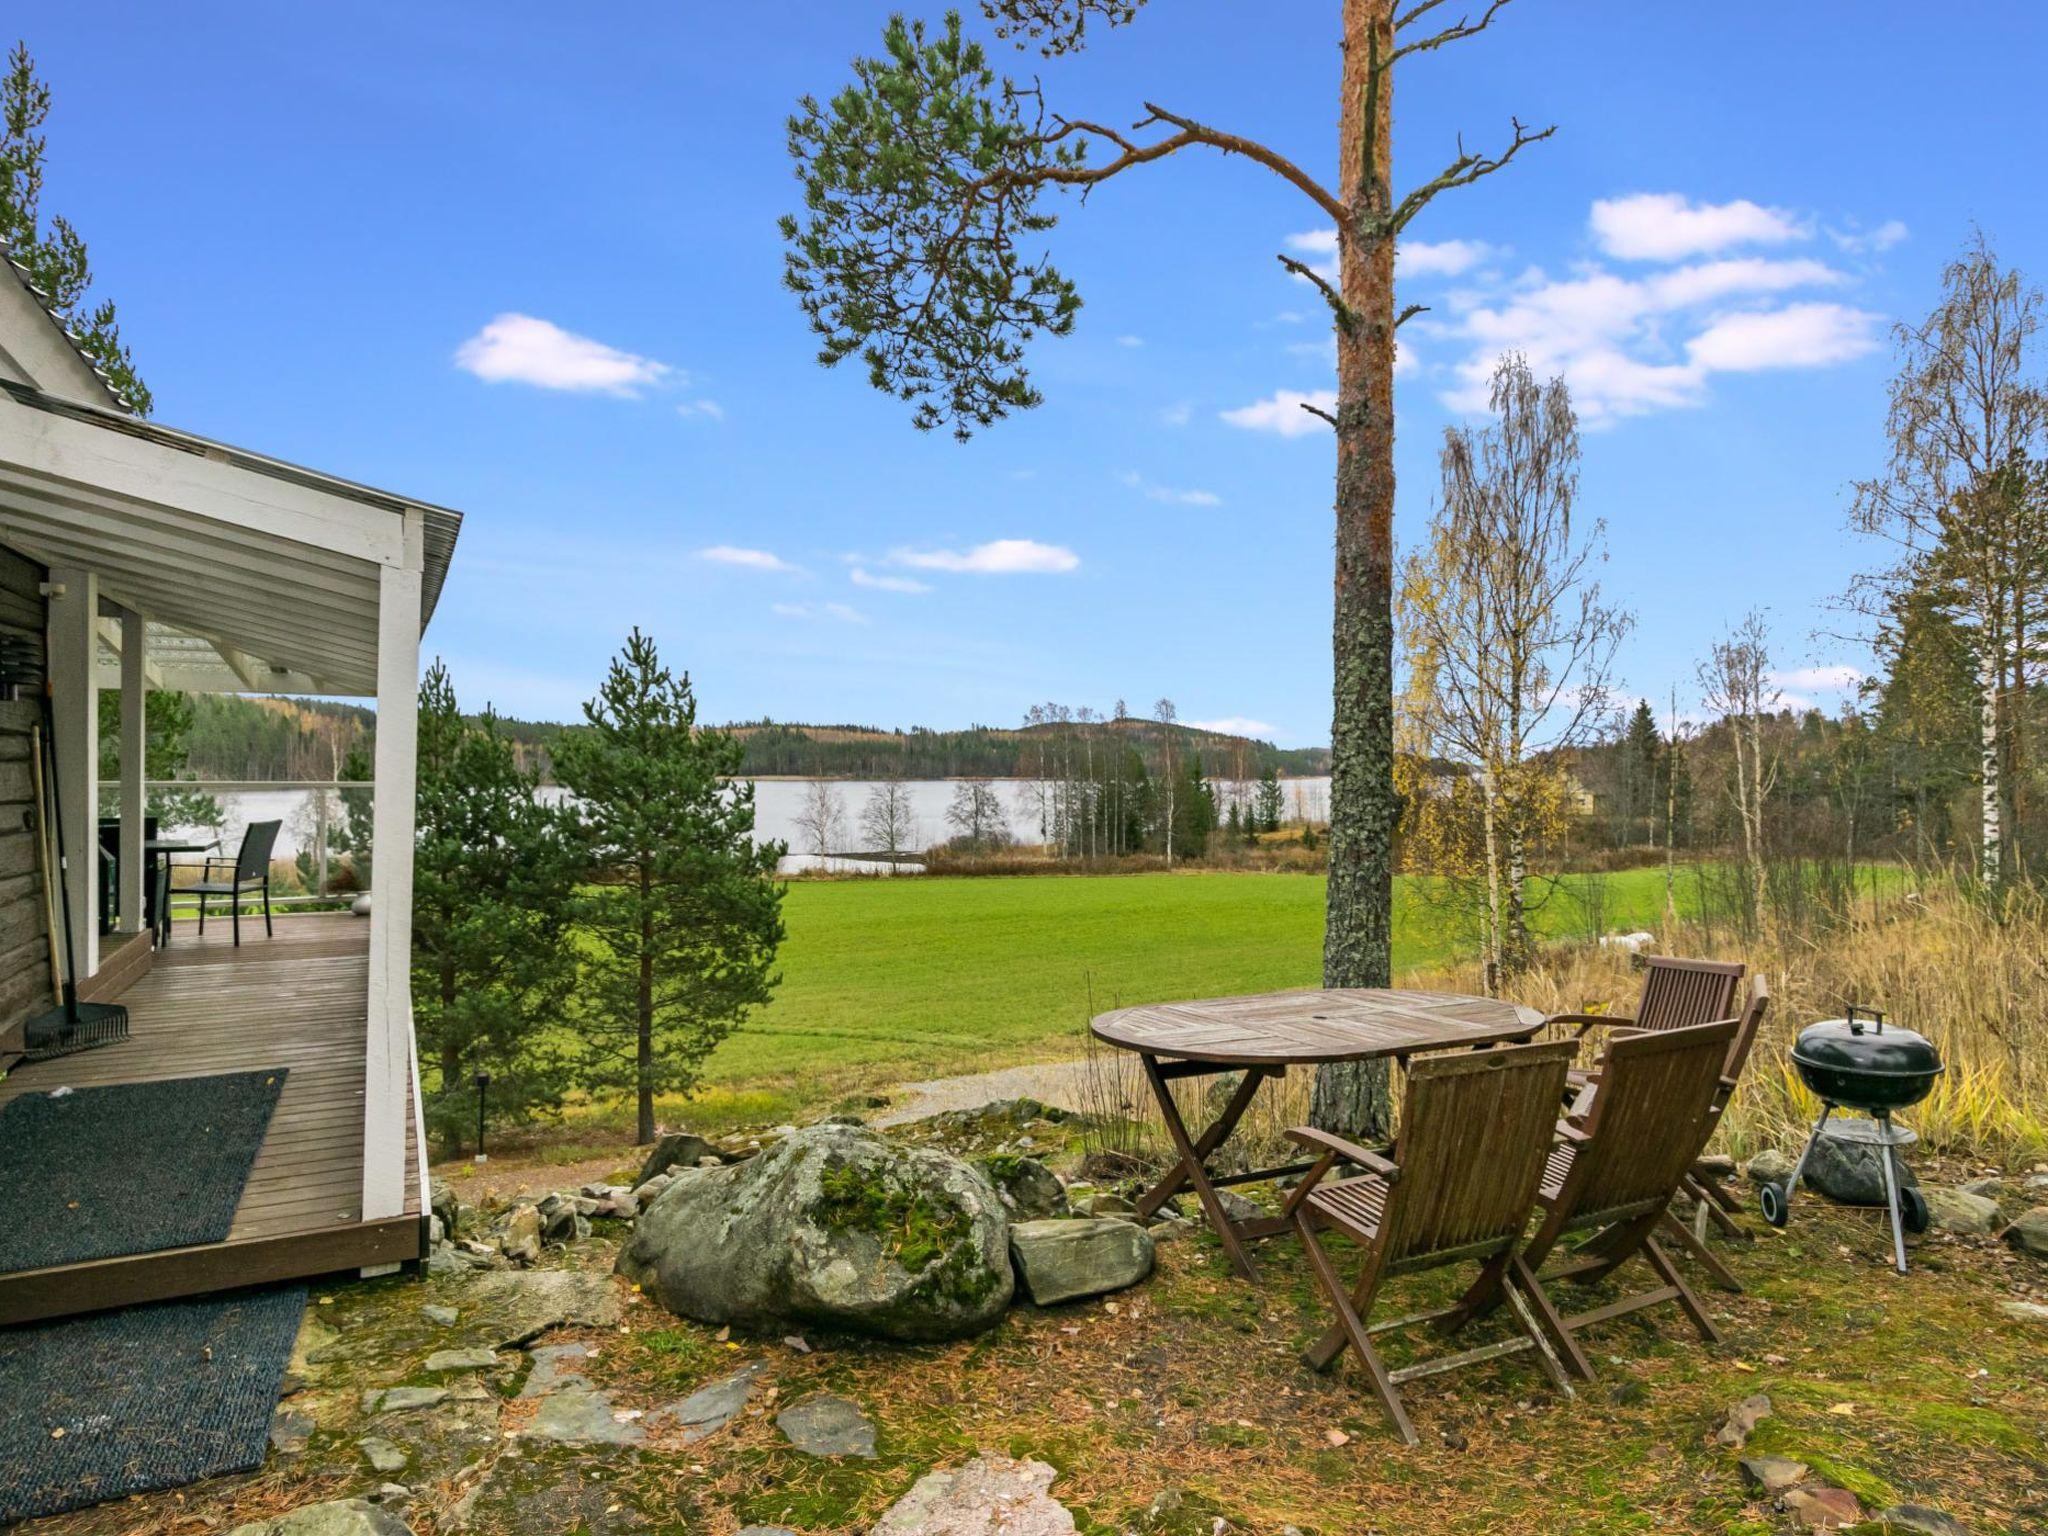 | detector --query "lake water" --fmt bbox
[158,776,1335,875]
